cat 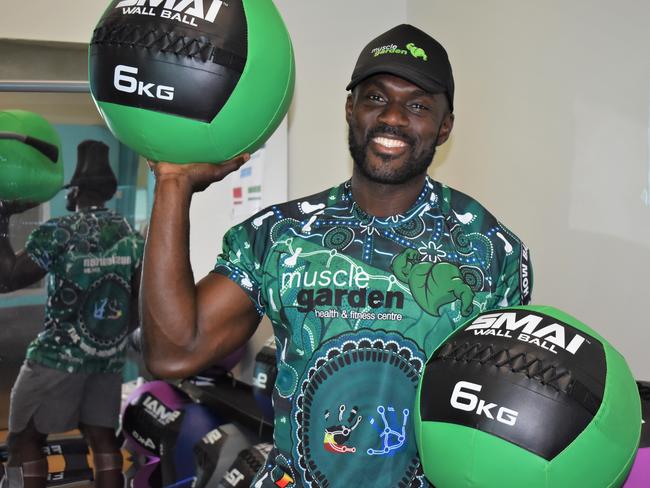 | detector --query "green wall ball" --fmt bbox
[89,0,295,164]
[415,305,641,488]
[0,110,63,204]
